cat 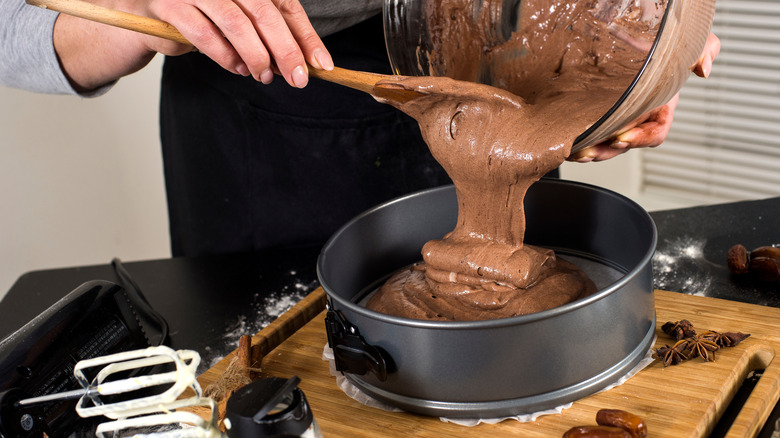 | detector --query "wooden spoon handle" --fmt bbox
[25,0,405,97]
[309,67,389,95]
